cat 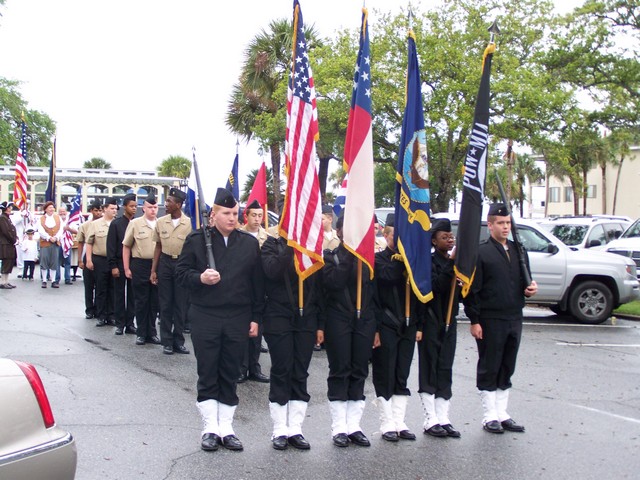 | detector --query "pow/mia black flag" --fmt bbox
[454,36,495,297]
